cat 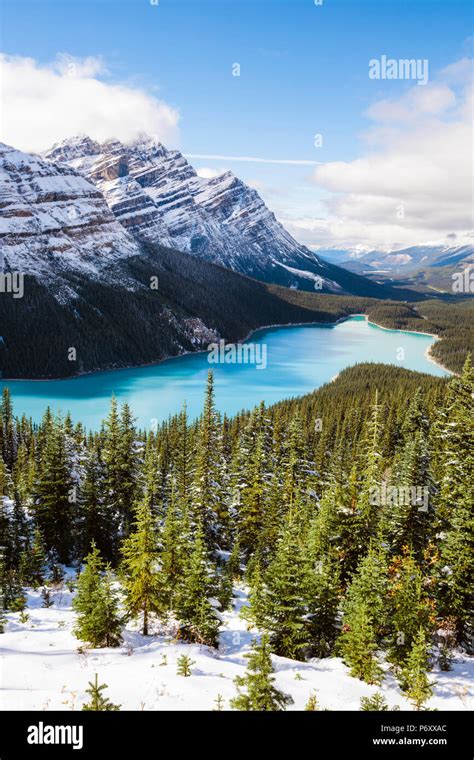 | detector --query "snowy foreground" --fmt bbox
[1,584,473,711]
